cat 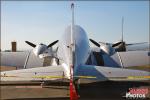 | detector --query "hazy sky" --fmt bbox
[1,1,149,50]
